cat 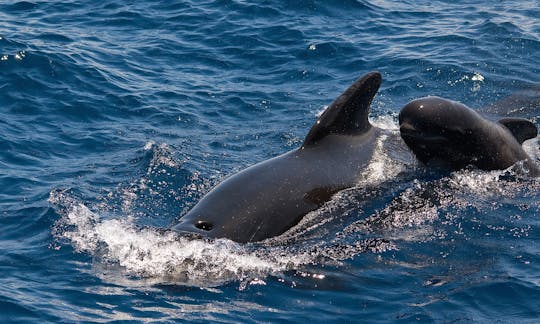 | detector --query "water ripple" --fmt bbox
[1,0,540,322]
